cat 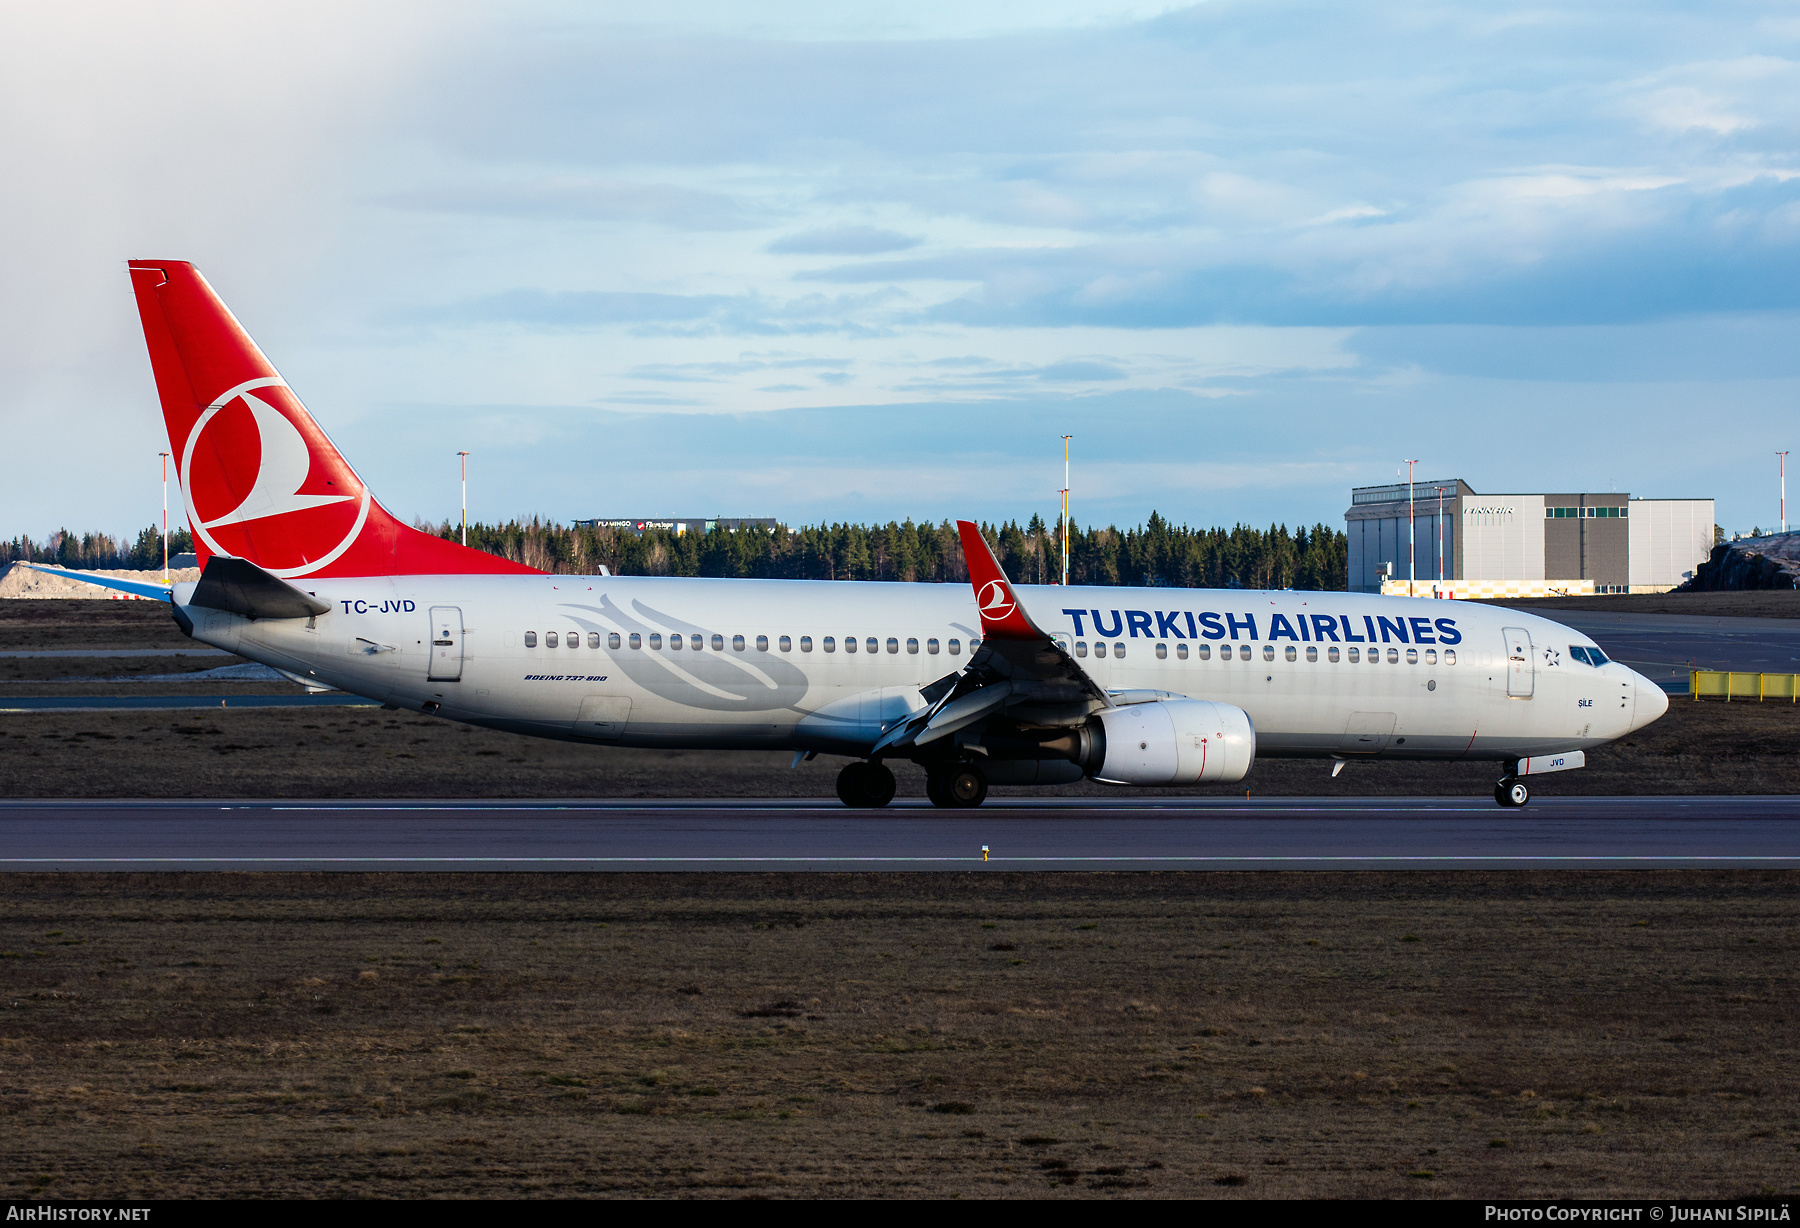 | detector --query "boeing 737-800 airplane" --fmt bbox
[34,261,1669,808]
